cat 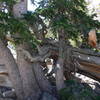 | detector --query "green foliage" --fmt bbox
[23,12,38,26]
[0,2,41,49]
[0,0,100,48]
[0,11,10,38]
[59,80,100,100]
[0,0,15,38]
[0,12,31,41]
[35,0,100,44]
[0,0,16,7]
